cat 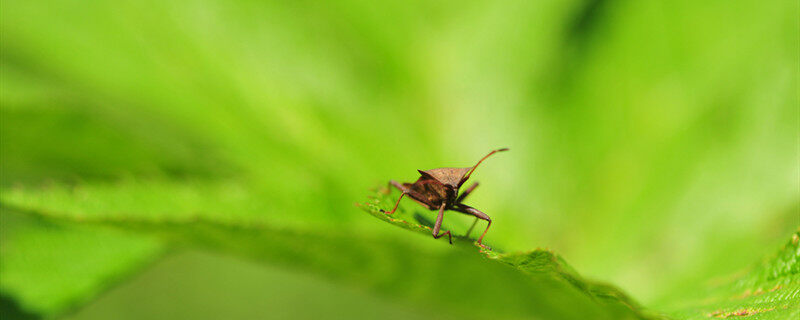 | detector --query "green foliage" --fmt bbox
[363,190,800,319]
[0,0,797,319]
[3,194,648,320]
[362,189,655,319]
[662,230,800,319]
[0,209,161,316]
